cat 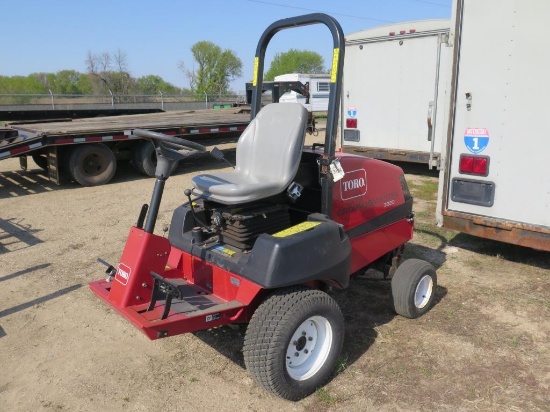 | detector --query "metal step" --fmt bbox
[143,273,242,320]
